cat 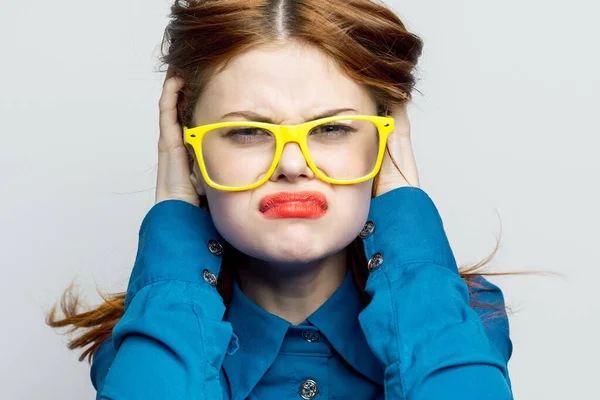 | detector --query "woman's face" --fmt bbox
[189,41,376,265]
